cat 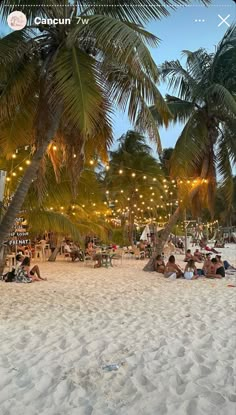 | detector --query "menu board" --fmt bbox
[7,217,31,246]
